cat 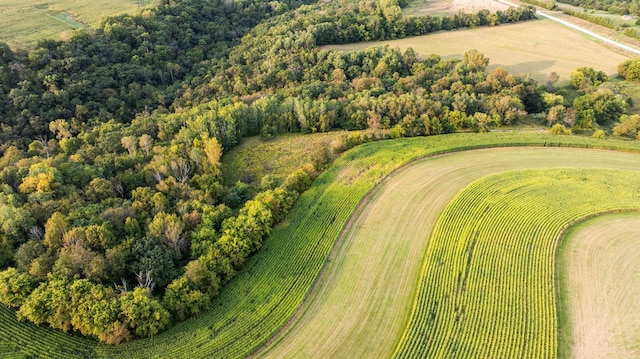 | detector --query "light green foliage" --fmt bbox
[618,58,640,82]
[162,277,209,321]
[570,67,609,93]
[393,168,640,358]
[592,129,607,139]
[573,88,627,128]
[551,123,572,135]
[120,287,170,338]
[613,114,640,138]
[0,268,37,308]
